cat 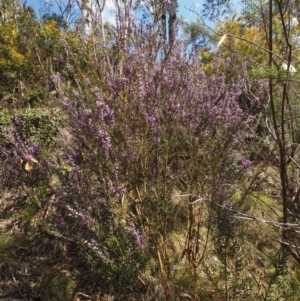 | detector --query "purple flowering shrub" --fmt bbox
[1,17,255,297]
[45,29,254,292]
[0,105,64,221]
